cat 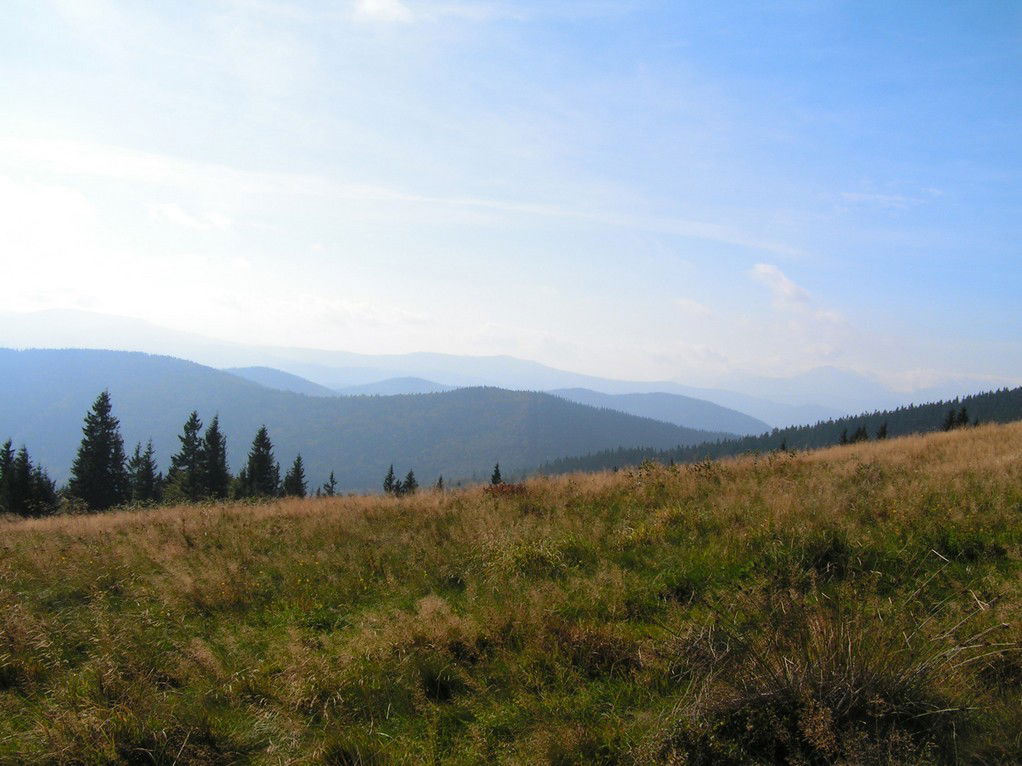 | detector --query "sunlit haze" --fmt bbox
[2,1,1020,389]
